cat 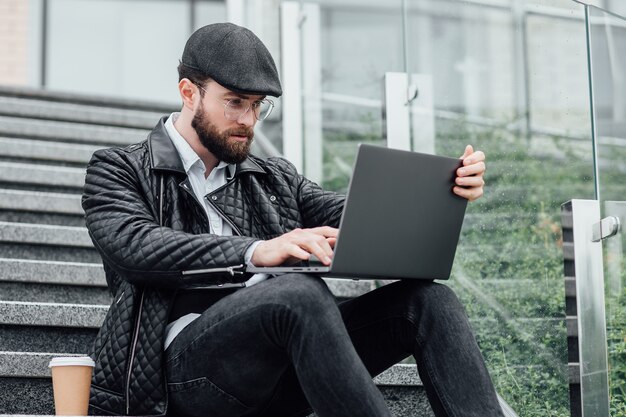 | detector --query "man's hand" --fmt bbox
[454,145,485,202]
[250,226,338,267]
